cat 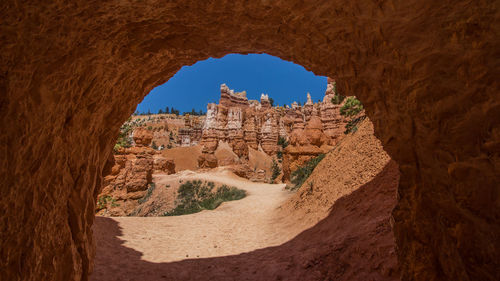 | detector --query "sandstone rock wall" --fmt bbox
[0,1,498,280]
[133,114,204,148]
[98,128,175,216]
